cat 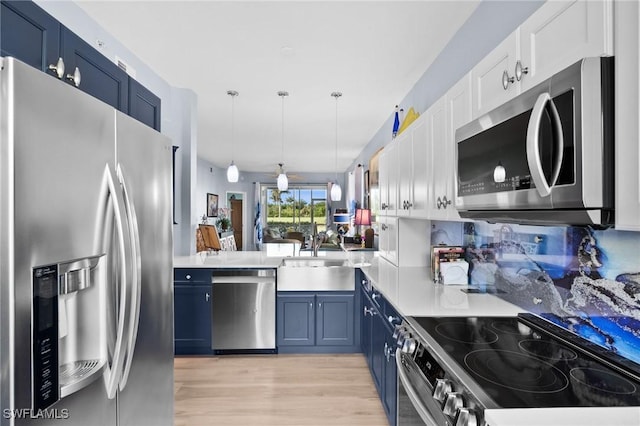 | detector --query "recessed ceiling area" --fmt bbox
[75,1,480,174]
